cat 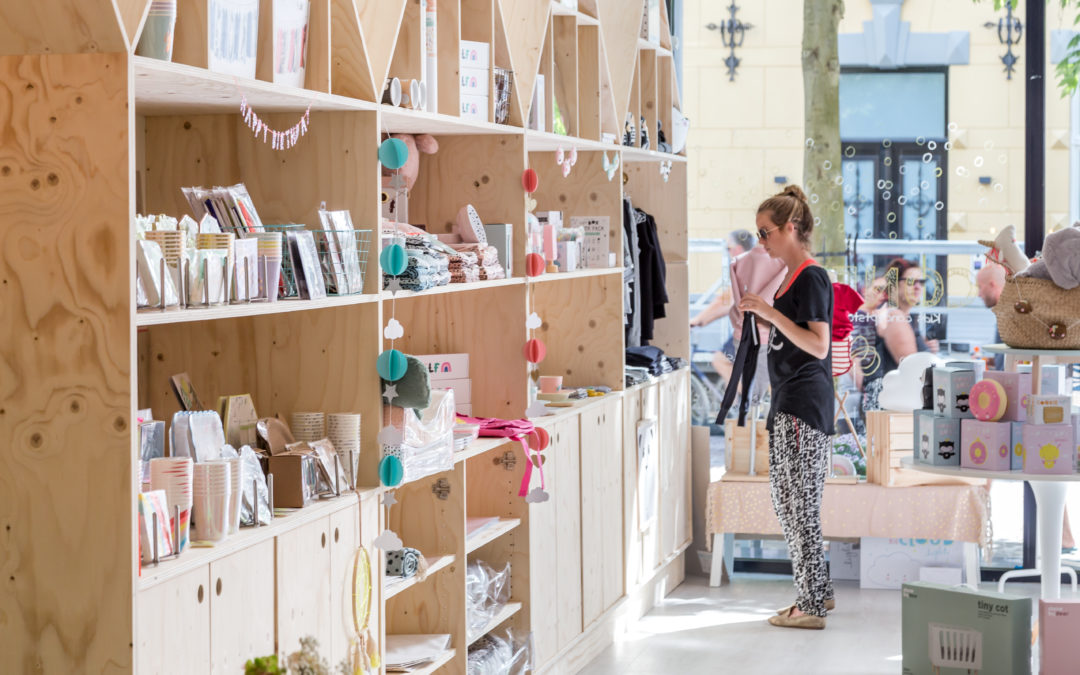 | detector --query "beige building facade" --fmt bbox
[683,0,1077,297]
